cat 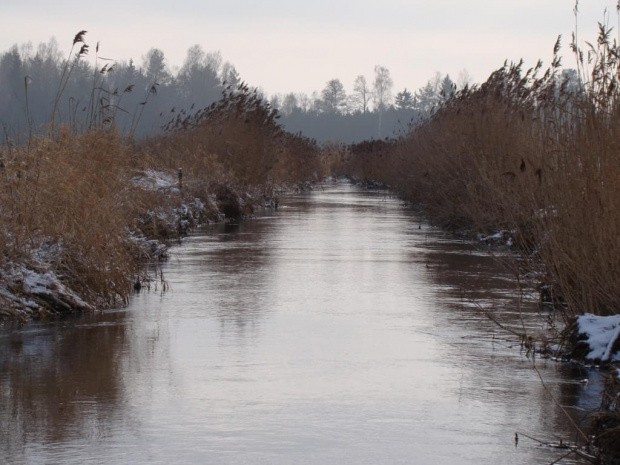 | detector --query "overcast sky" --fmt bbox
[0,0,616,96]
